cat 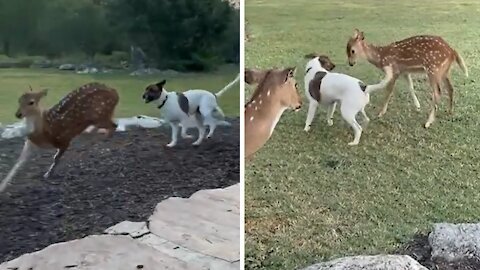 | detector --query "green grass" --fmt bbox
[0,65,239,123]
[245,0,480,269]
